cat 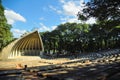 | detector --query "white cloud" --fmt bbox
[67,18,79,23]
[51,26,57,30]
[61,16,80,23]
[49,5,62,14]
[39,23,50,32]
[85,17,96,24]
[58,0,96,24]
[62,1,80,16]
[12,29,27,38]
[48,0,86,24]
[60,0,65,3]
[4,9,26,24]
[12,29,26,34]
[38,23,57,32]
[39,17,45,20]
[61,16,96,24]
[59,0,82,23]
